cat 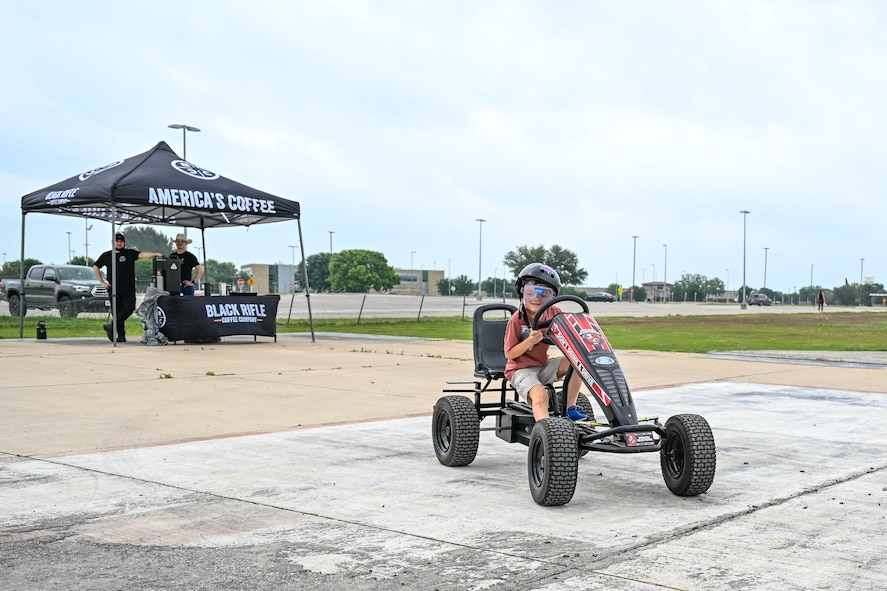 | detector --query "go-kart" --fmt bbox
[432,296,716,506]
